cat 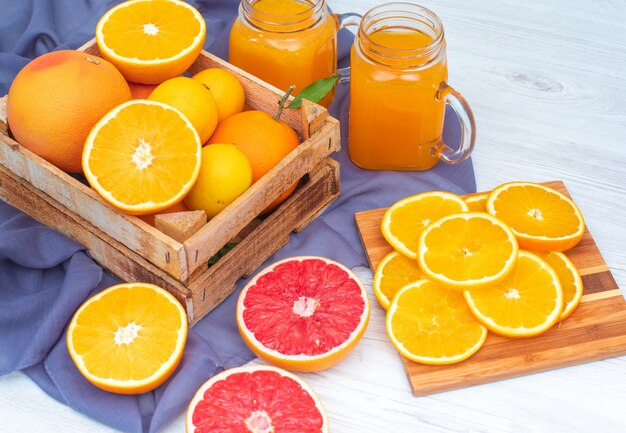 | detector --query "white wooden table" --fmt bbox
[2,0,626,431]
